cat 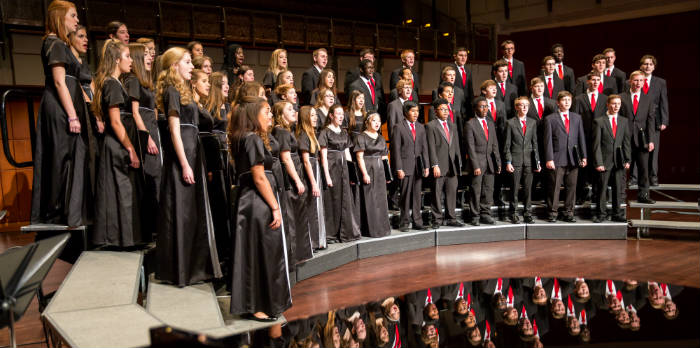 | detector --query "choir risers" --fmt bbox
[629,220,700,231]
[146,282,225,332]
[526,220,627,239]
[356,229,435,259]
[628,201,699,210]
[21,223,89,251]
[296,243,358,282]
[436,223,526,246]
[629,184,700,191]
